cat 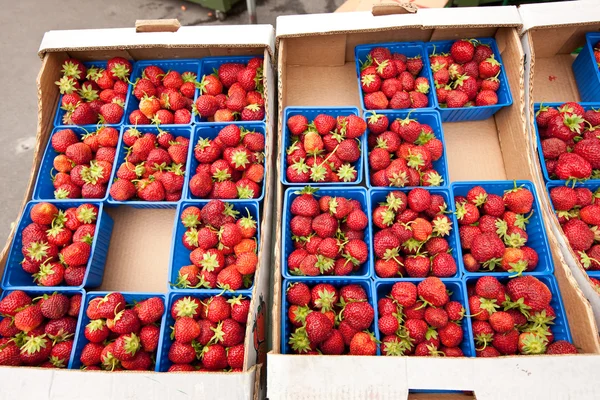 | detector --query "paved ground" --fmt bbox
[0,0,343,246]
